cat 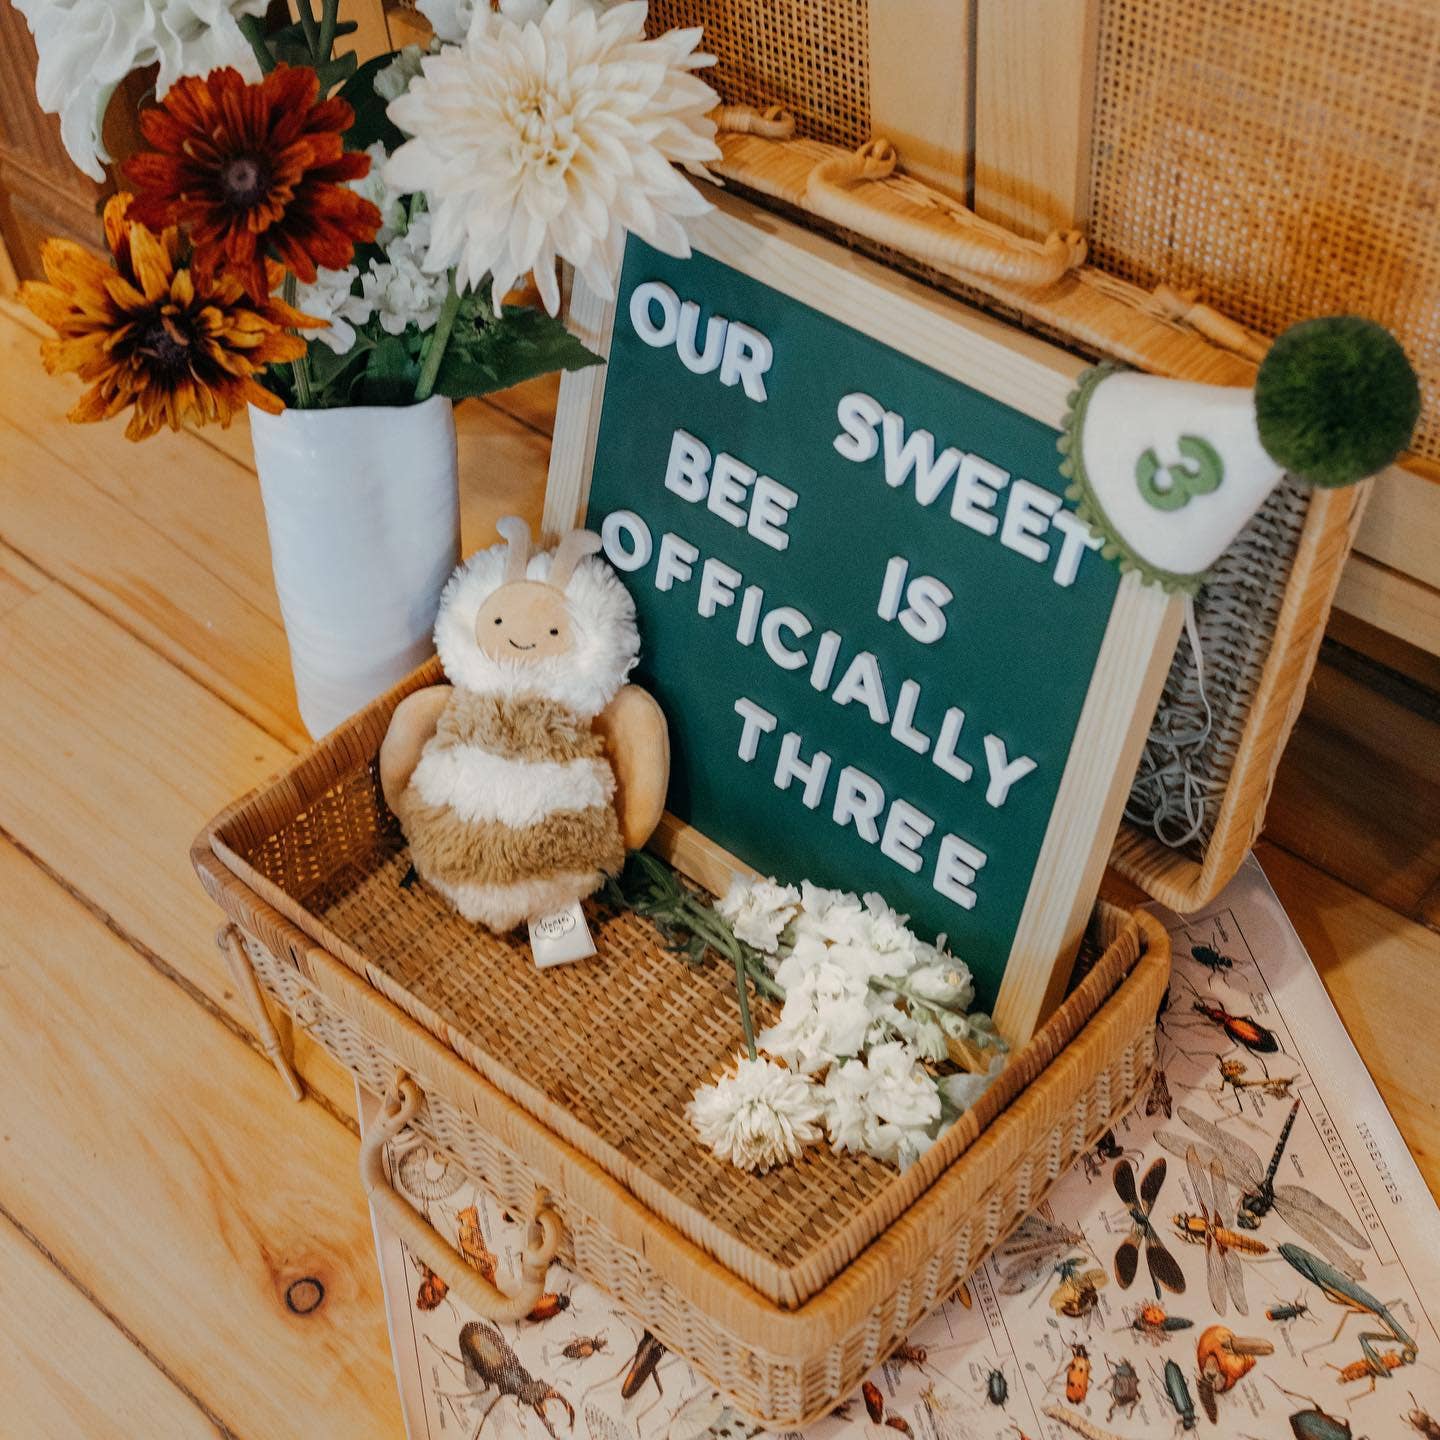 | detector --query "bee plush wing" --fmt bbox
[594,685,670,849]
[379,684,453,813]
